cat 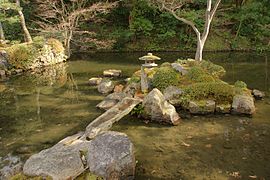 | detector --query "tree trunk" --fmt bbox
[16,0,32,43]
[195,40,203,61]
[0,22,5,41]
